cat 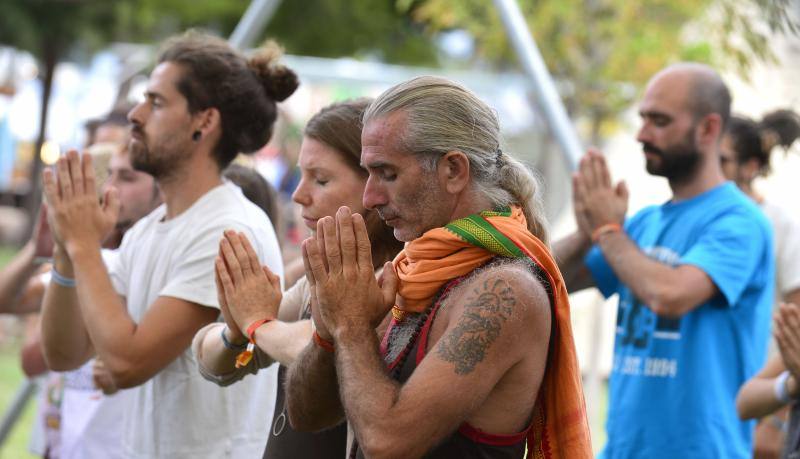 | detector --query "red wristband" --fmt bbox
[591,223,622,243]
[246,318,273,343]
[313,330,335,353]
